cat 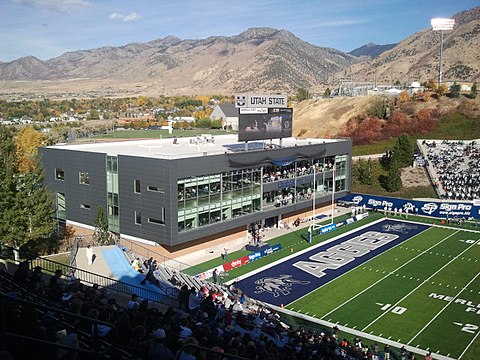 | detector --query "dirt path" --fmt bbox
[401,166,432,187]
